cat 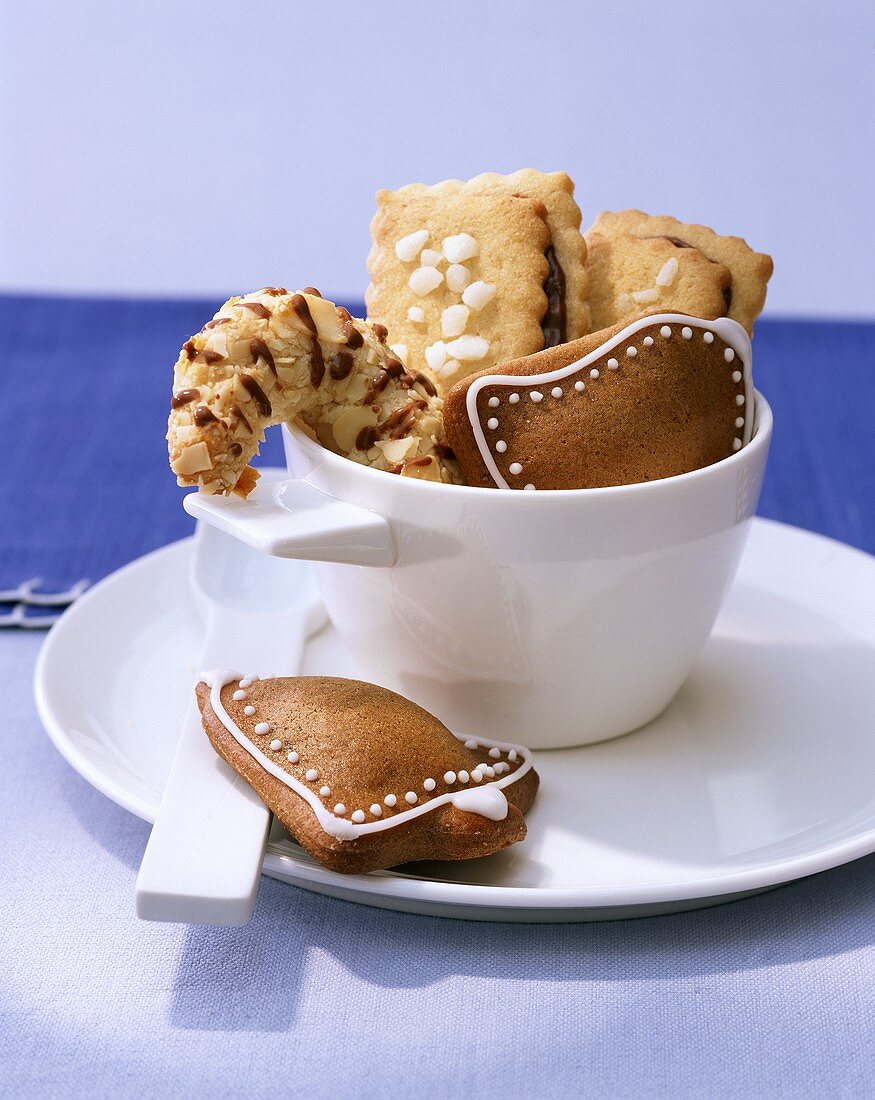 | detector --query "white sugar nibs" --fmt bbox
[441,304,469,338]
[389,343,408,363]
[409,266,443,296]
[232,690,246,701]
[424,341,448,371]
[423,778,436,792]
[724,347,736,362]
[370,804,382,817]
[244,705,255,716]
[405,791,418,804]
[508,392,520,404]
[495,440,507,453]
[458,770,470,783]
[682,326,693,340]
[626,346,637,358]
[445,264,471,293]
[395,229,429,262]
[269,739,282,751]
[703,331,715,344]
[384,794,397,807]
[334,803,346,815]
[607,358,619,369]
[254,722,271,735]
[319,785,331,797]
[643,336,654,347]
[632,288,659,303]
[462,281,497,311]
[305,768,319,781]
[444,771,457,785]
[445,335,489,361]
[419,248,443,267]
[530,391,544,403]
[509,462,523,476]
[287,750,299,763]
[655,257,679,287]
[551,386,563,398]
[574,380,585,393]
[524,484,536,491]
[735,416,745,428]
[407,305,426,324]
[442,233,479,263]
[487,417,499,429]
[732,438,742,451]
[488,746,501,759]
[660,326,672,338]
[351,810,366,823]
[732,370,742,383]
[487,396,500,408]
[590,368,600,379]
[736,394,745,406]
